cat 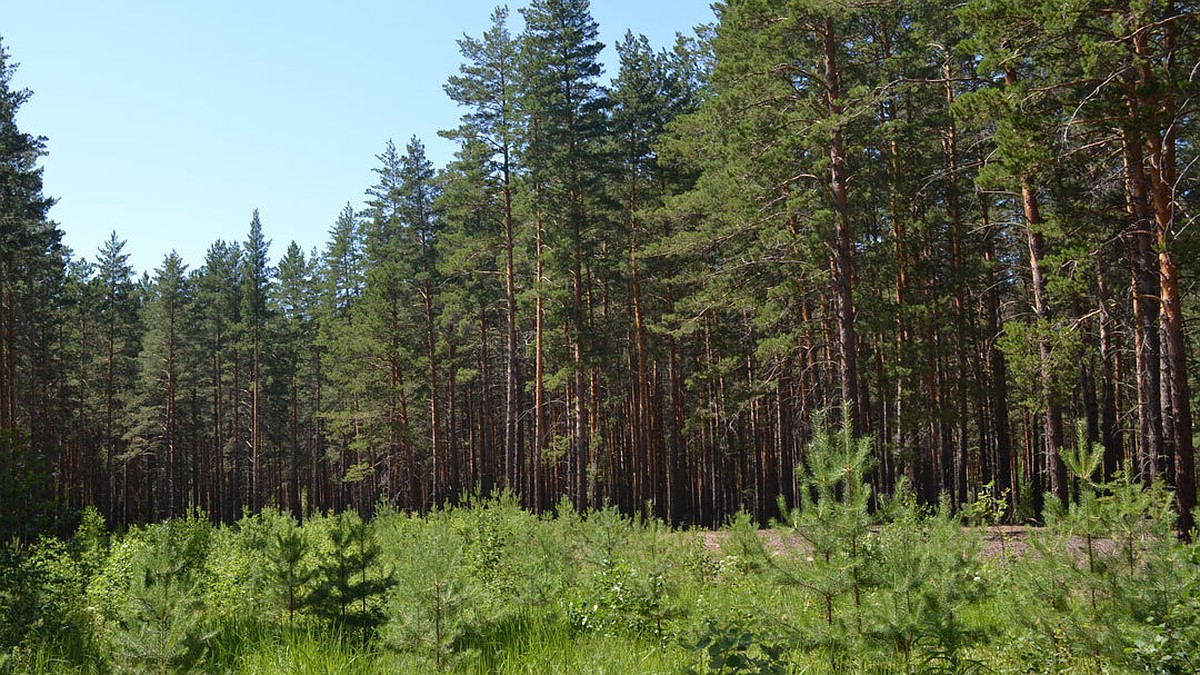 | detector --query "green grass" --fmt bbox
[3,472,1198,674]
